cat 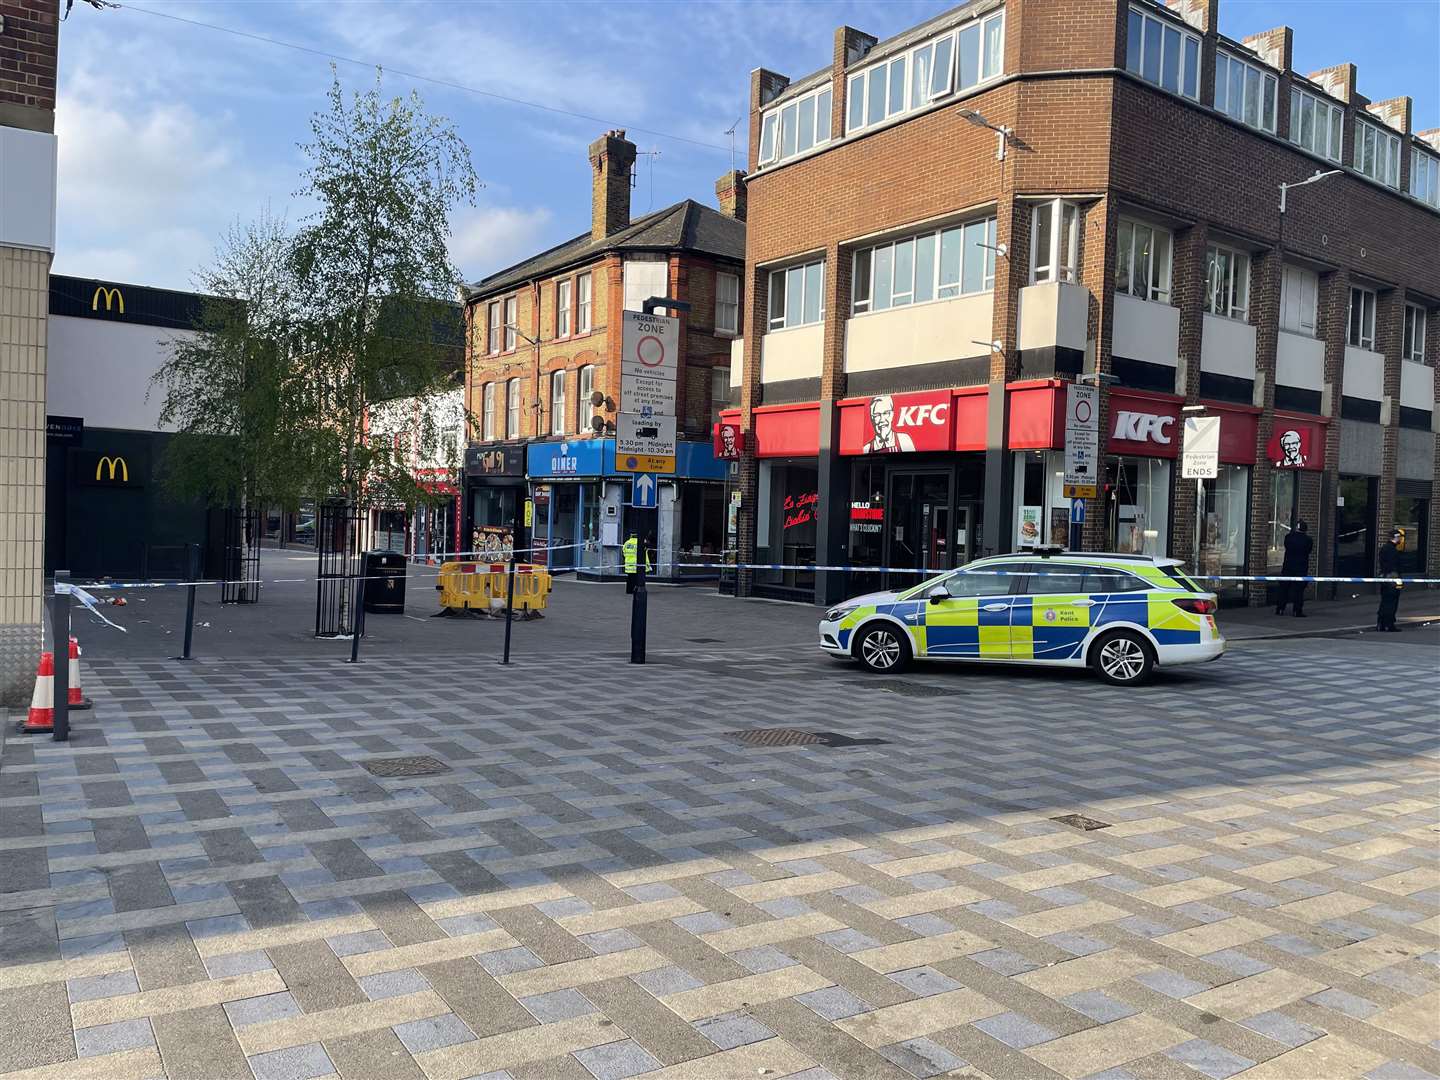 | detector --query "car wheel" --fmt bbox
[1090,630,1154,686]
[855,623,911,673]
